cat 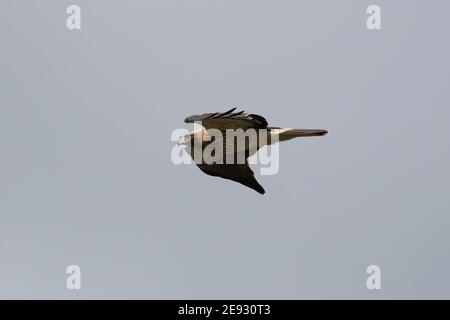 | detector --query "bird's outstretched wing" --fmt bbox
[184,107,268,131]
[197,161,265,194]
